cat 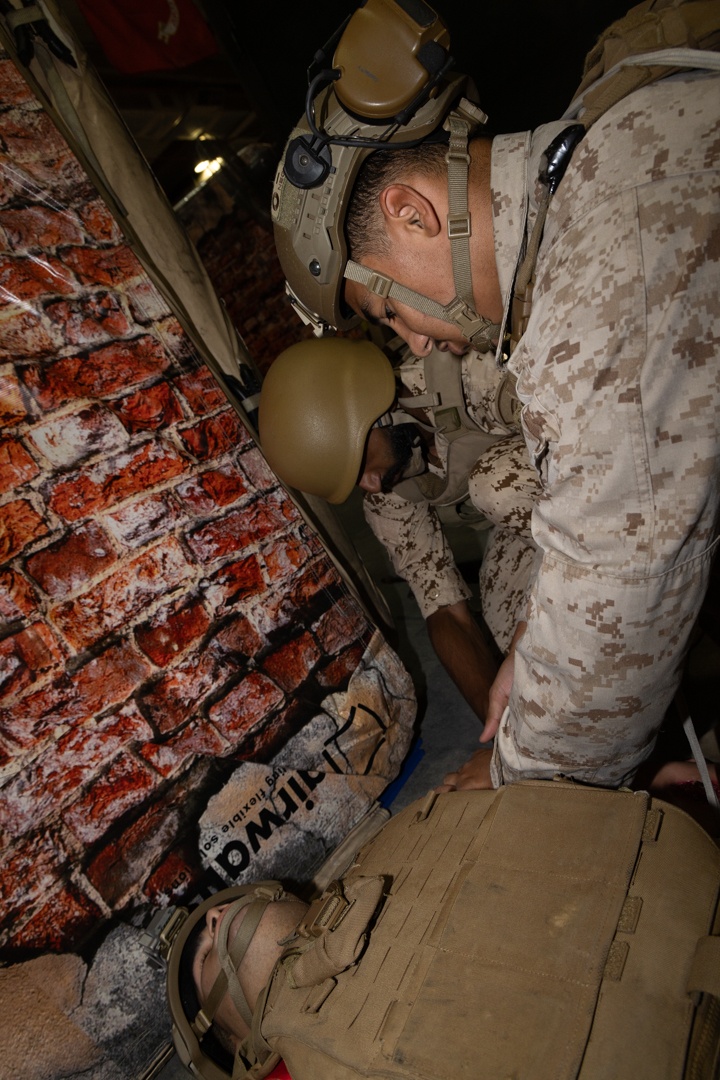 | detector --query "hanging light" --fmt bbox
[194,157,224,182]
